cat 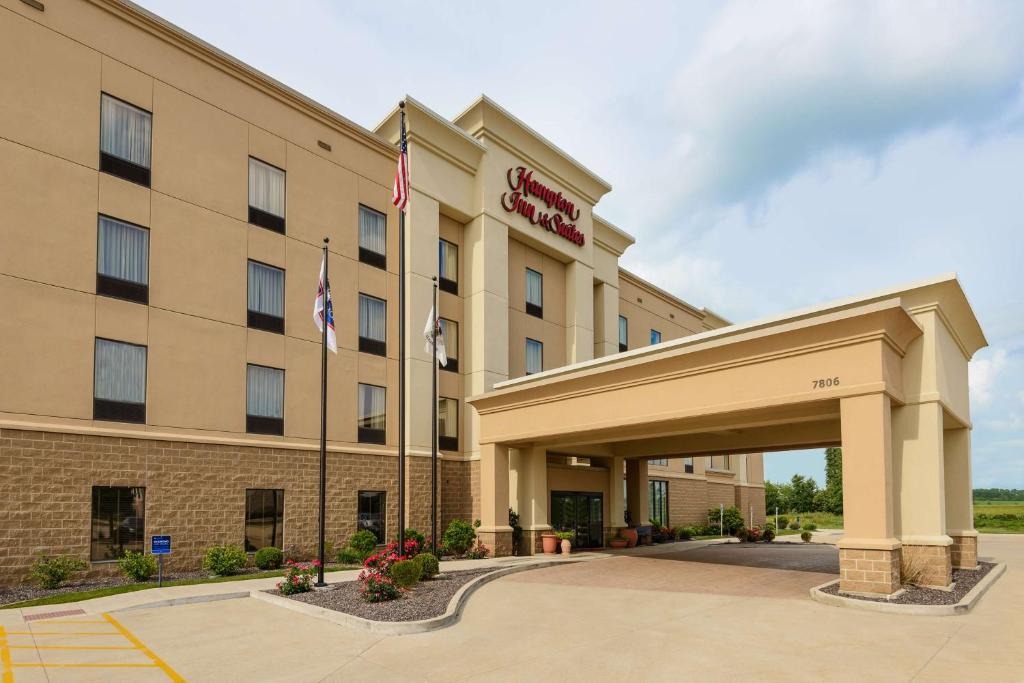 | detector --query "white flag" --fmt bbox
[423,305,447,367]
[313,257,337,353]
